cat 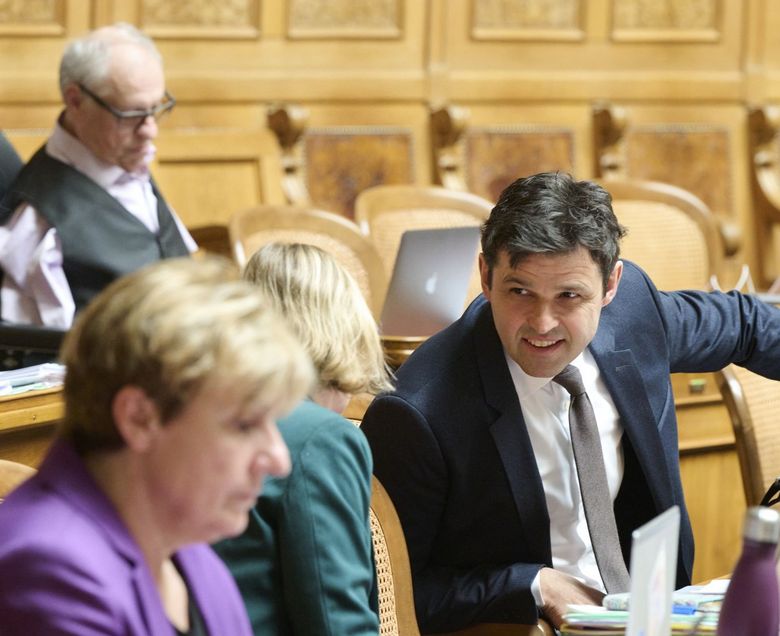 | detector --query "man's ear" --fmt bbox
[602,260,623,307]
[111,385,161,452]
[62,83,83,110]
[479,253,491,298]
